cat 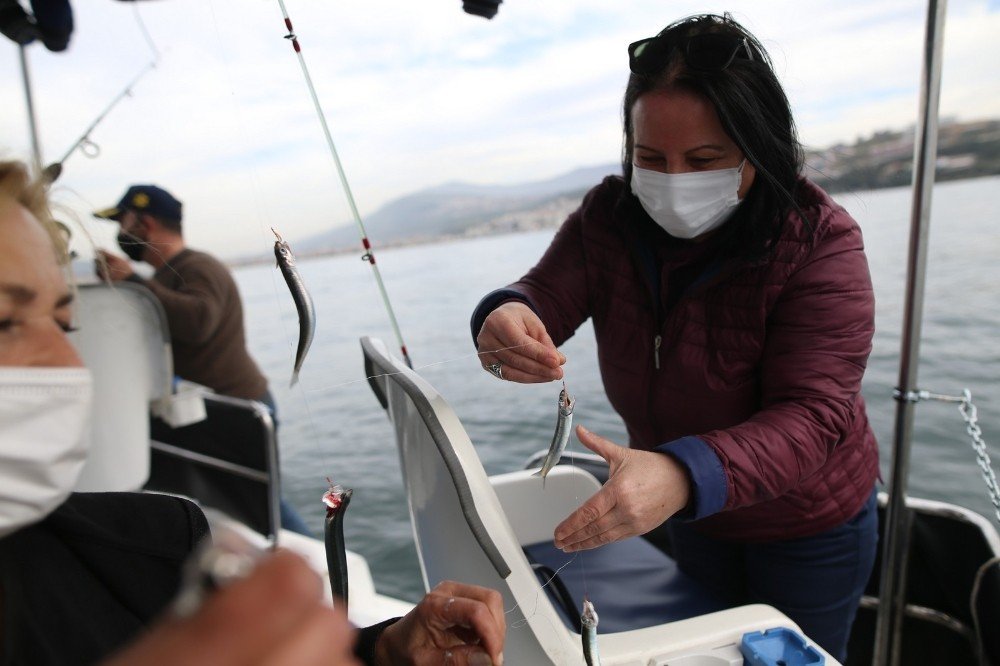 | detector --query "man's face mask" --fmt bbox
[117,214,147,261]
